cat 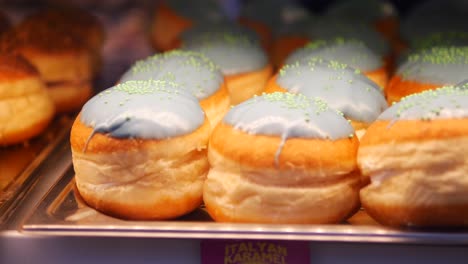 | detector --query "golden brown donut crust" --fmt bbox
[71,115,211,220]
[205,122,361,224]
[360,119,468,146]
[0,54,55,145]
[359,118,468,228]
[151,2,193,52]
[225,64,273,105]
[210,122,358,173]
[386,75,441,104]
